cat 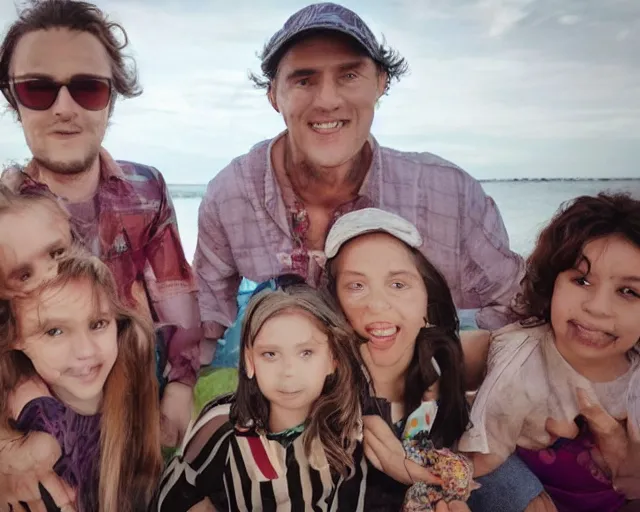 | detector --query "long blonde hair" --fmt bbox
[0,253,162,511]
